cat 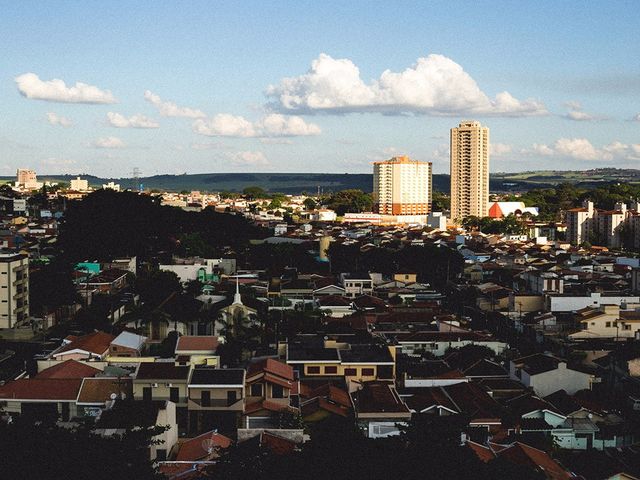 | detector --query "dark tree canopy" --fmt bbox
[58,190,266,262]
